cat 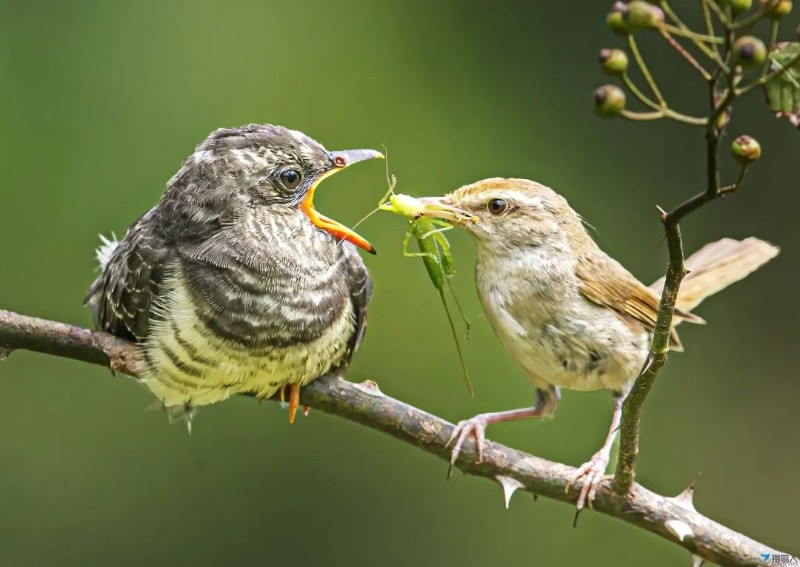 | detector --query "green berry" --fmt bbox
[731,135,762,163]
[624,1,665,29]
[760,0,792,18]
[729,0,753,12]
[607,2,631,35]
[733,36,767,67]
[594,85,626,118]
[599,48,629,75]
